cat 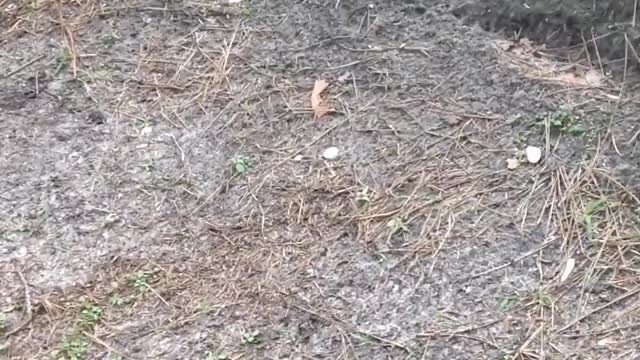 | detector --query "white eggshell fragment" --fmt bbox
[525,146,542,164]
[322,146,340,160]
